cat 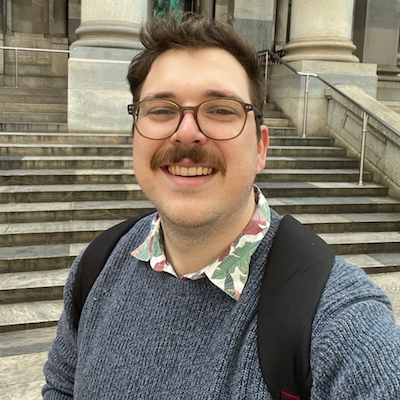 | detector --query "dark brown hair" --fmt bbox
[127,13,265,114]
